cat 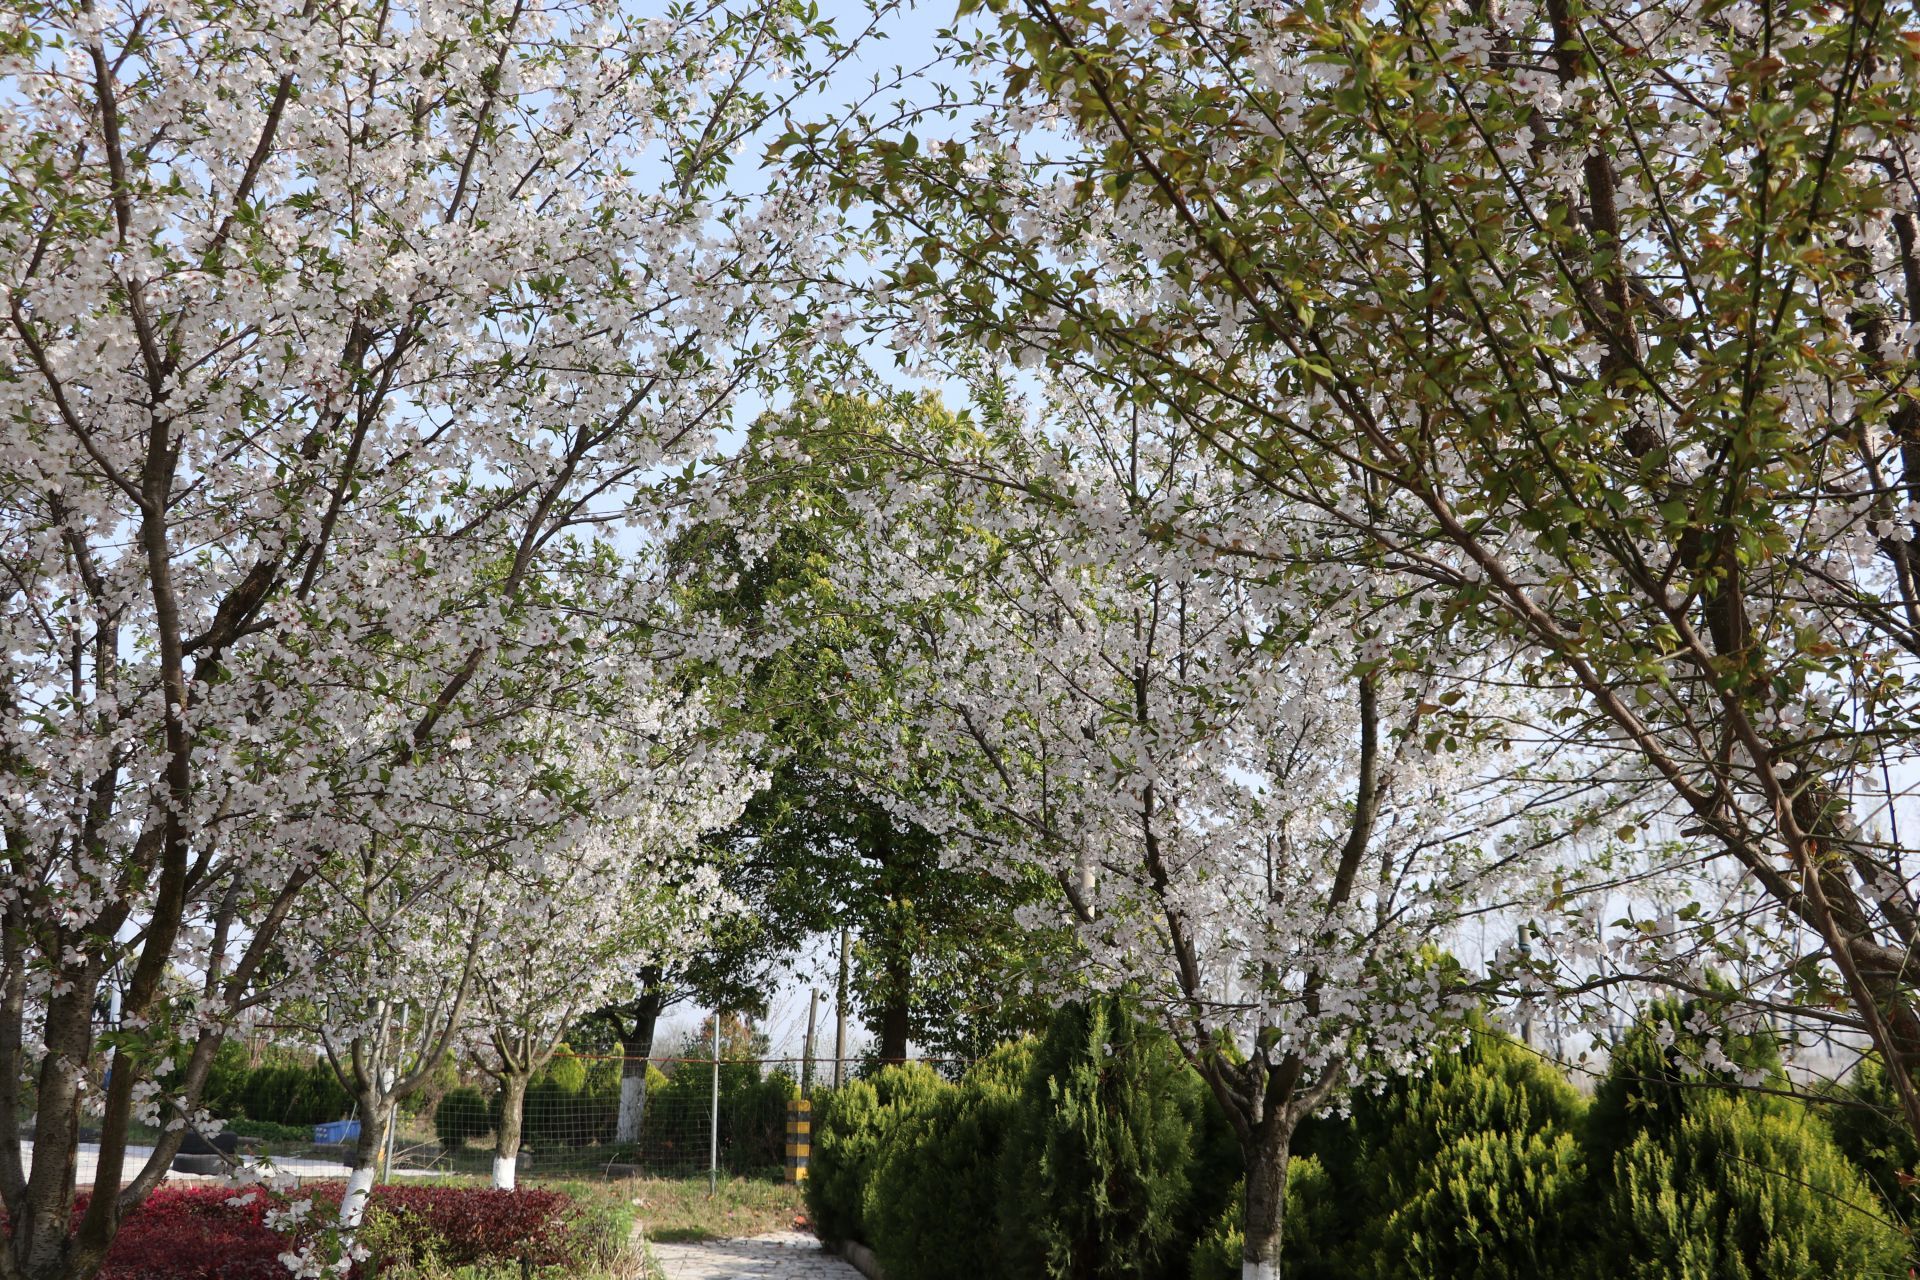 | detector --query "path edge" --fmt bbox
[832,1240,886,1280]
